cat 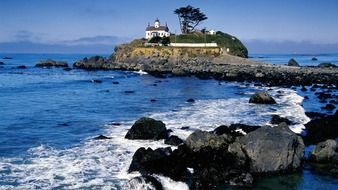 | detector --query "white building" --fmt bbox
[208,29,216,35]
[145,19,170,39]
